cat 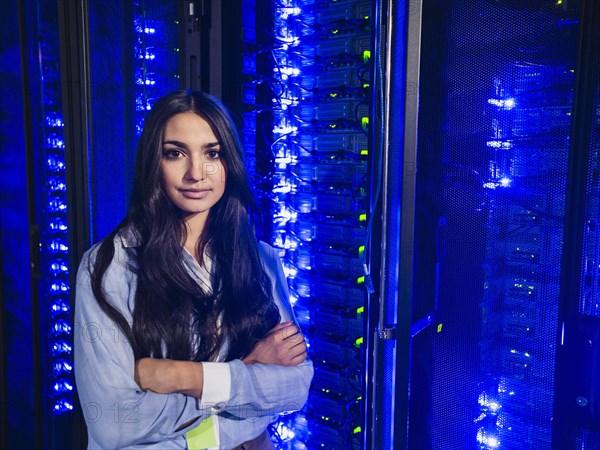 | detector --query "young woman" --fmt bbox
[74,90,313,449]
